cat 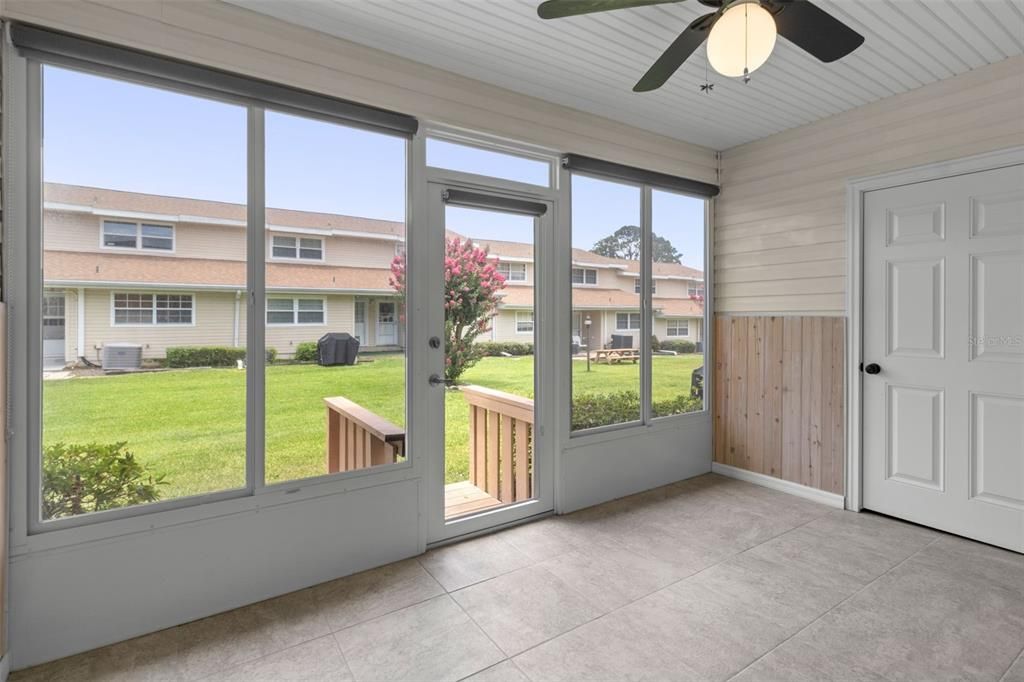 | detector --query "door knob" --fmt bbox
[428,373,446,387]
[864,363,881,375]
